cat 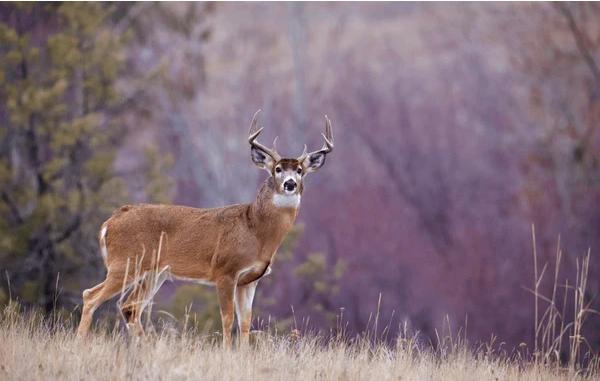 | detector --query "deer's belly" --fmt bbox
[170,274,215,287]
